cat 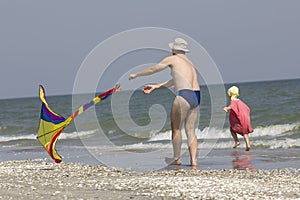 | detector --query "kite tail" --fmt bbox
[68,86,117,121]
[37,84,119,163]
